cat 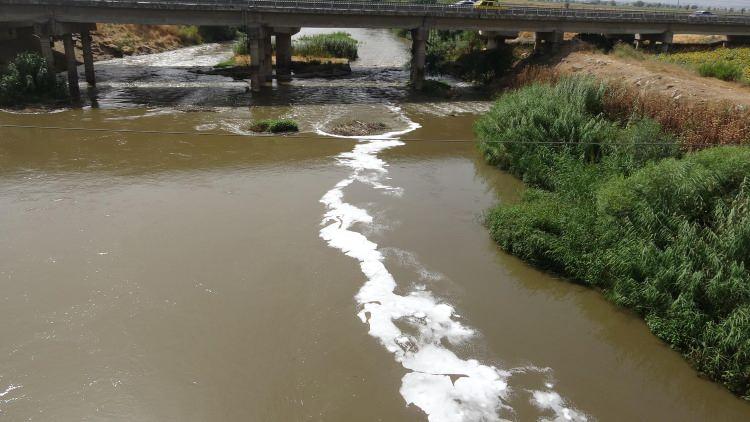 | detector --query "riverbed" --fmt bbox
[1,28,749,421]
